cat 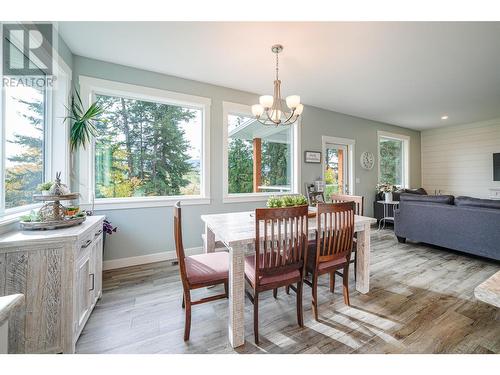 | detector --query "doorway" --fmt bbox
[322,136,355,197]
